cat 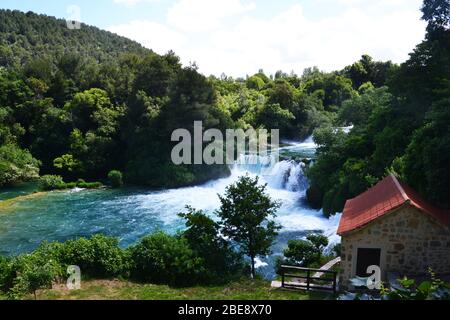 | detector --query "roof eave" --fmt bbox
[338,202,411,237]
